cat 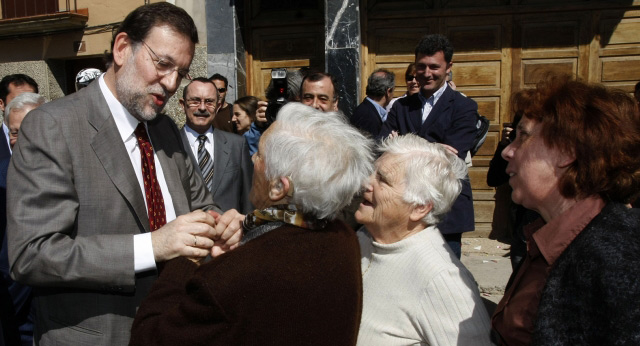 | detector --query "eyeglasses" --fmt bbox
[217,87,227,93]
[141,40,192,81]
[186,98,217,108]
[405,75,417,82]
